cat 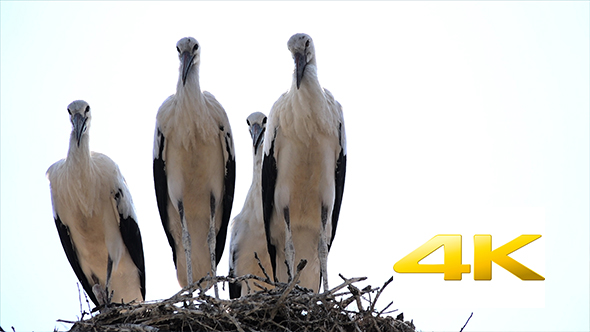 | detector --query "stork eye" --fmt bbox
[305,40,310,47]
[262,117,267,124]
[176,46,180,53]
[67,108,72,115]
[85,106,90,114]
[246,119,250,126]
[193,44,199,52]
